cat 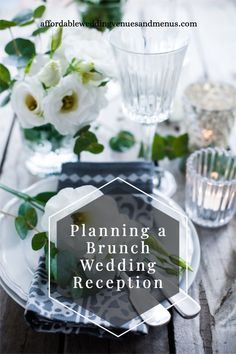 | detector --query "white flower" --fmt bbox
[28,54,68,78]
[11,80,45,128]
[37,60,62,87]
[41,185,102,232]
[43,74,107,135]
[61,28,115,79]
[41,185,142,282]
[27,54,49,76]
